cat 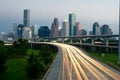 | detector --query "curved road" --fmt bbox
[42,43,120,80]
